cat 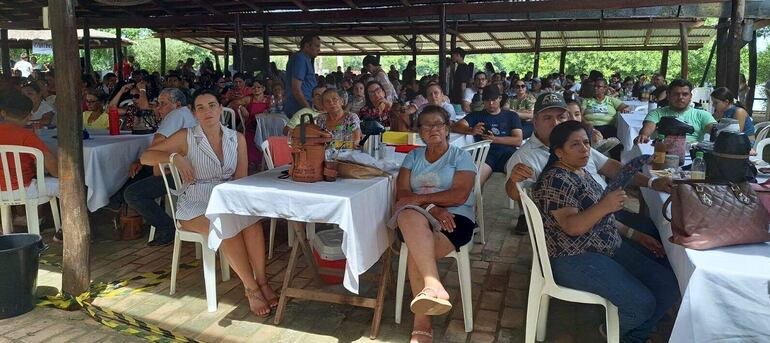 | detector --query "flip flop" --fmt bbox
[410,329,433,343]
[245,287,271,318]
[259,283,279,309]
[410,287,452,316]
